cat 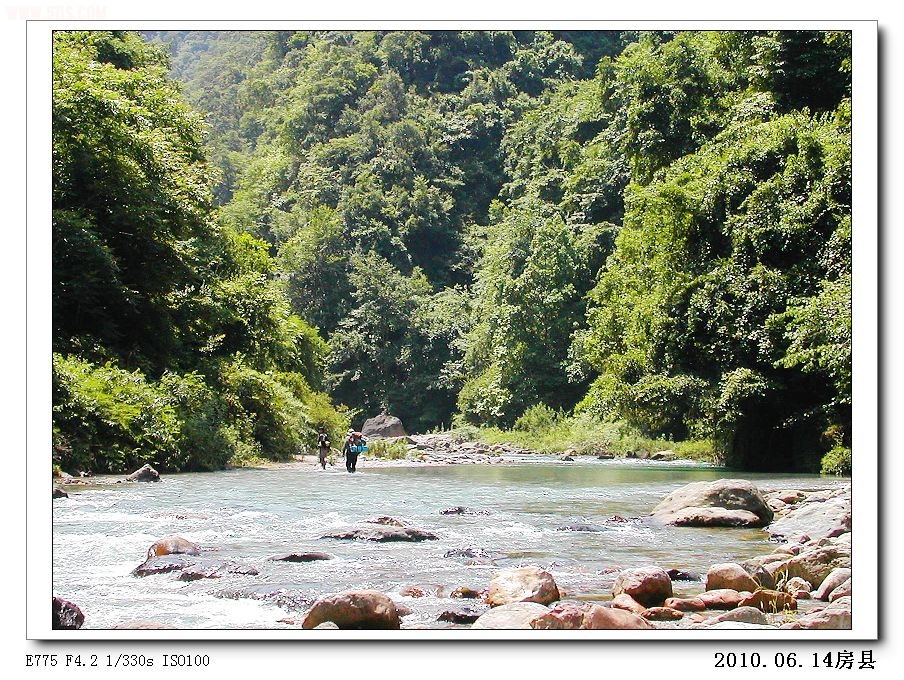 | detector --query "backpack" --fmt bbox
[318,433,330,448]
